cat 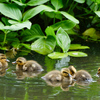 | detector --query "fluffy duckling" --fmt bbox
[68,65,77,78]
[23,60,43,72]
[12,57,26,70]
[42,70,62,82]
[74,70,92,82]
[12,57,43,71]
[97,67,100,76]
[42,68,72,82]
[0,53,10,68]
